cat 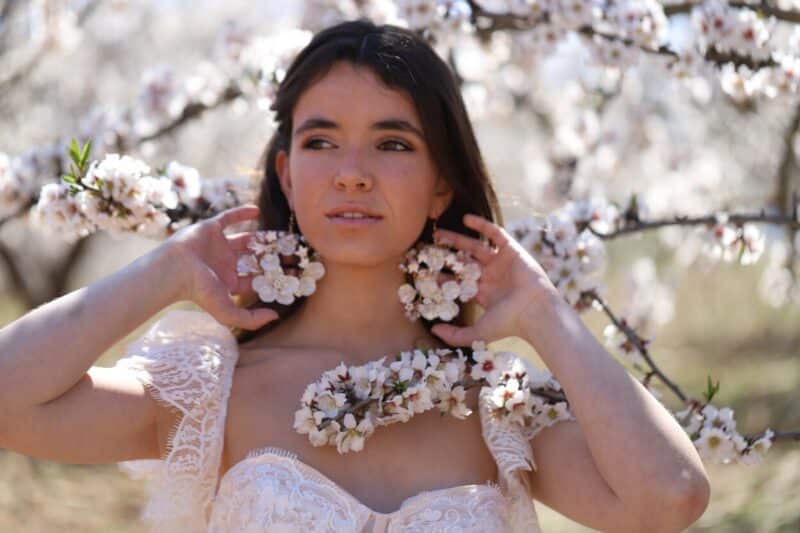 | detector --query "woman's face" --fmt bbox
[276,61,453,266]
